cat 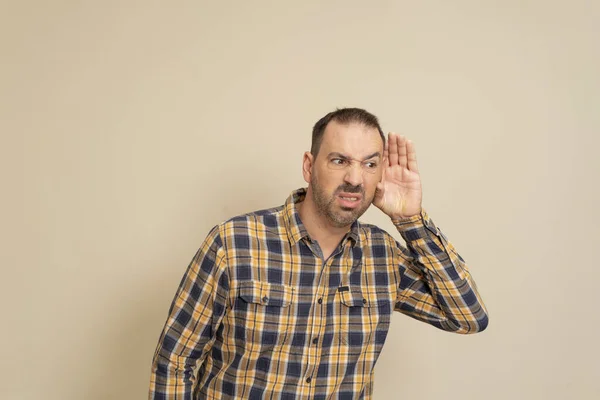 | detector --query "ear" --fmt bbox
[301,151,314,184]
